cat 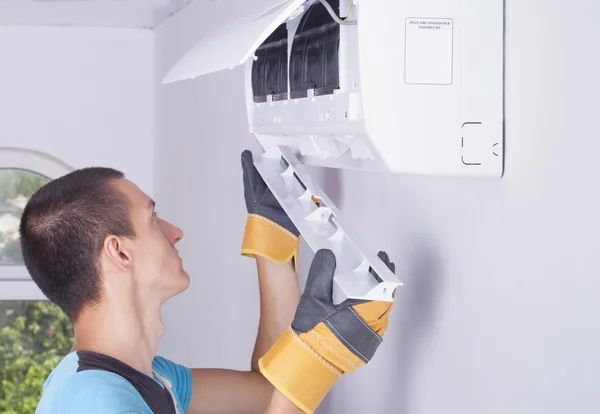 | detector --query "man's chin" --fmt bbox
[177,270,191,292]
[163,271,191,299]
[182,271,191,288]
